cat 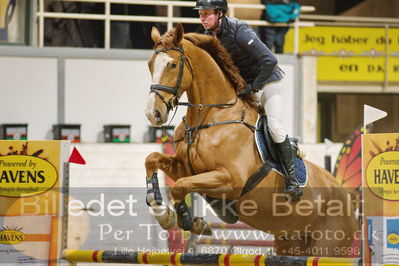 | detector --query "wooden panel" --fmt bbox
[229,0,262,20]
[331,94,399,141]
